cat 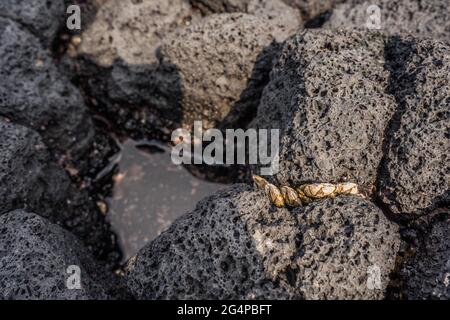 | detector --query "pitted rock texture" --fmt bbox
[295,196,399,299]
[0,210,125,300]
[191,0,302,35]
[401,217,450,300]
[326,0,450,41]
[69,0,200,139]
[125,185,400,300]
[190,0,249,13]
[0,17,95,166]
[0,119,119,264]
[0,0,66,46]
[252,29,396,189]
[247,0,302,36]
[283,0,341,20]
[70,0,301,138]
[159,13,300,130]
[78,0,199,67]
[378,37,449,217]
